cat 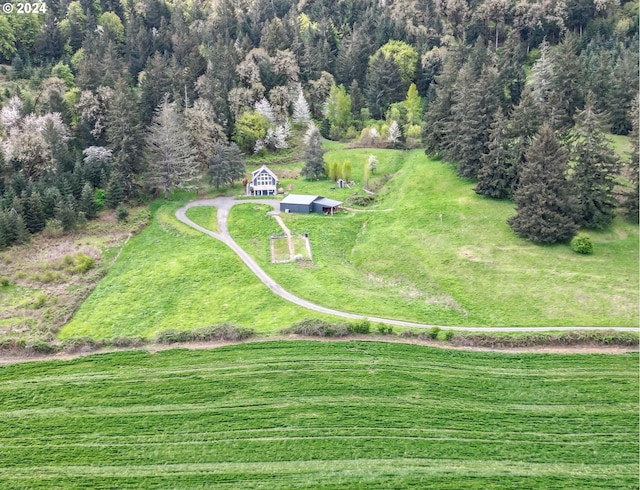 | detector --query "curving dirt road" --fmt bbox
[176,198,639,333]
